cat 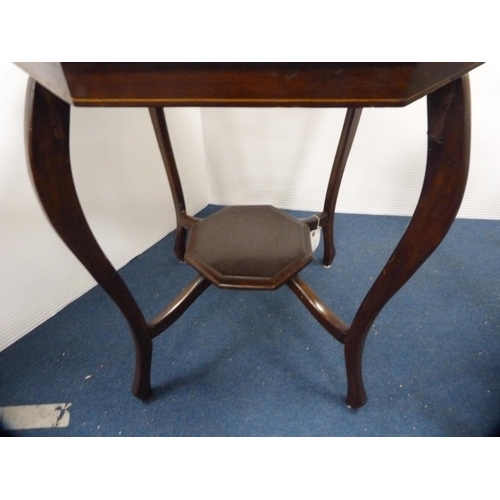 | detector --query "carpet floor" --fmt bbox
[1,207,499,436]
